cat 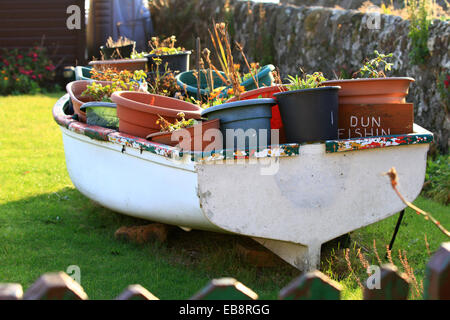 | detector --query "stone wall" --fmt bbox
[149,0,449,152]
[281,0,448,11]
